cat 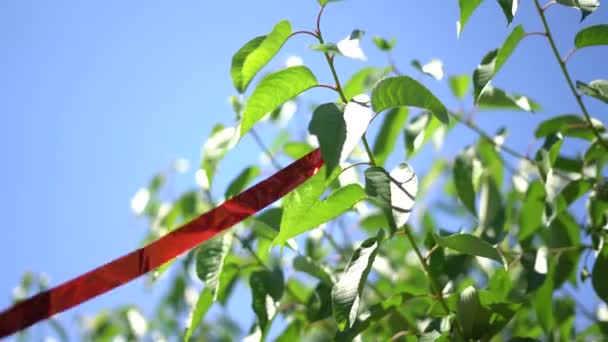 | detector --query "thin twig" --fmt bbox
[534,0,608,151]
[289,30,318,39]
[542,0,556,11]
[250,127,282,170]
[562,48,577,64]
